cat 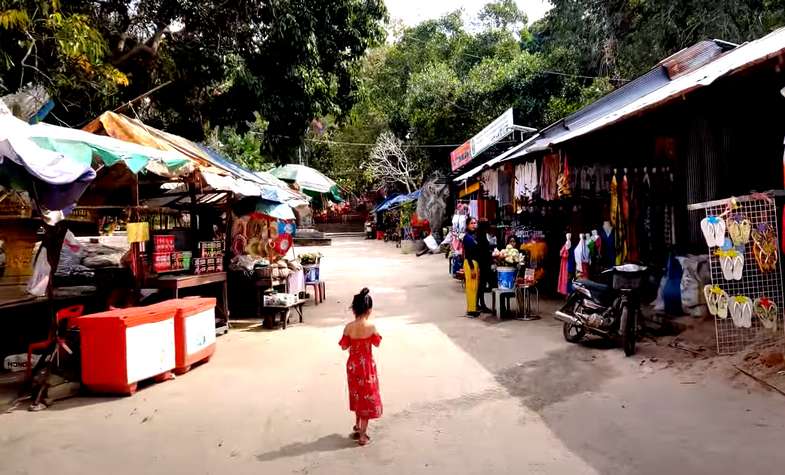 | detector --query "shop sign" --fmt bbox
[470,108,515,158]
[450,108,516,171]
[450,141,472,171]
